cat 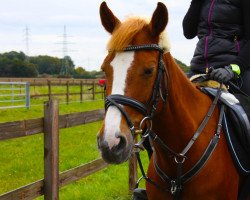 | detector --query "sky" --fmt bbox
[0,0,197,71]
